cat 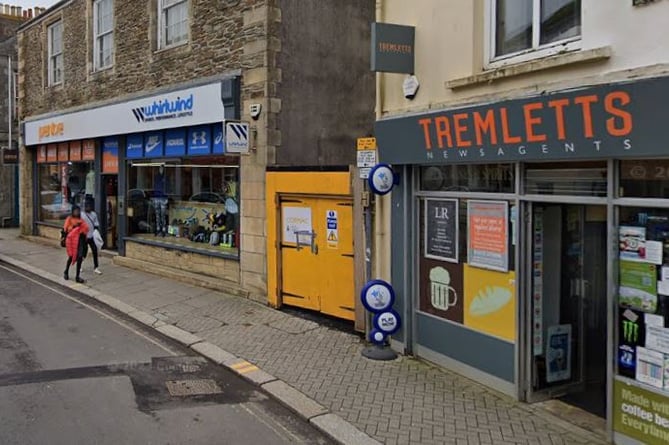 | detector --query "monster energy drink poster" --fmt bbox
[619,307,646,378]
